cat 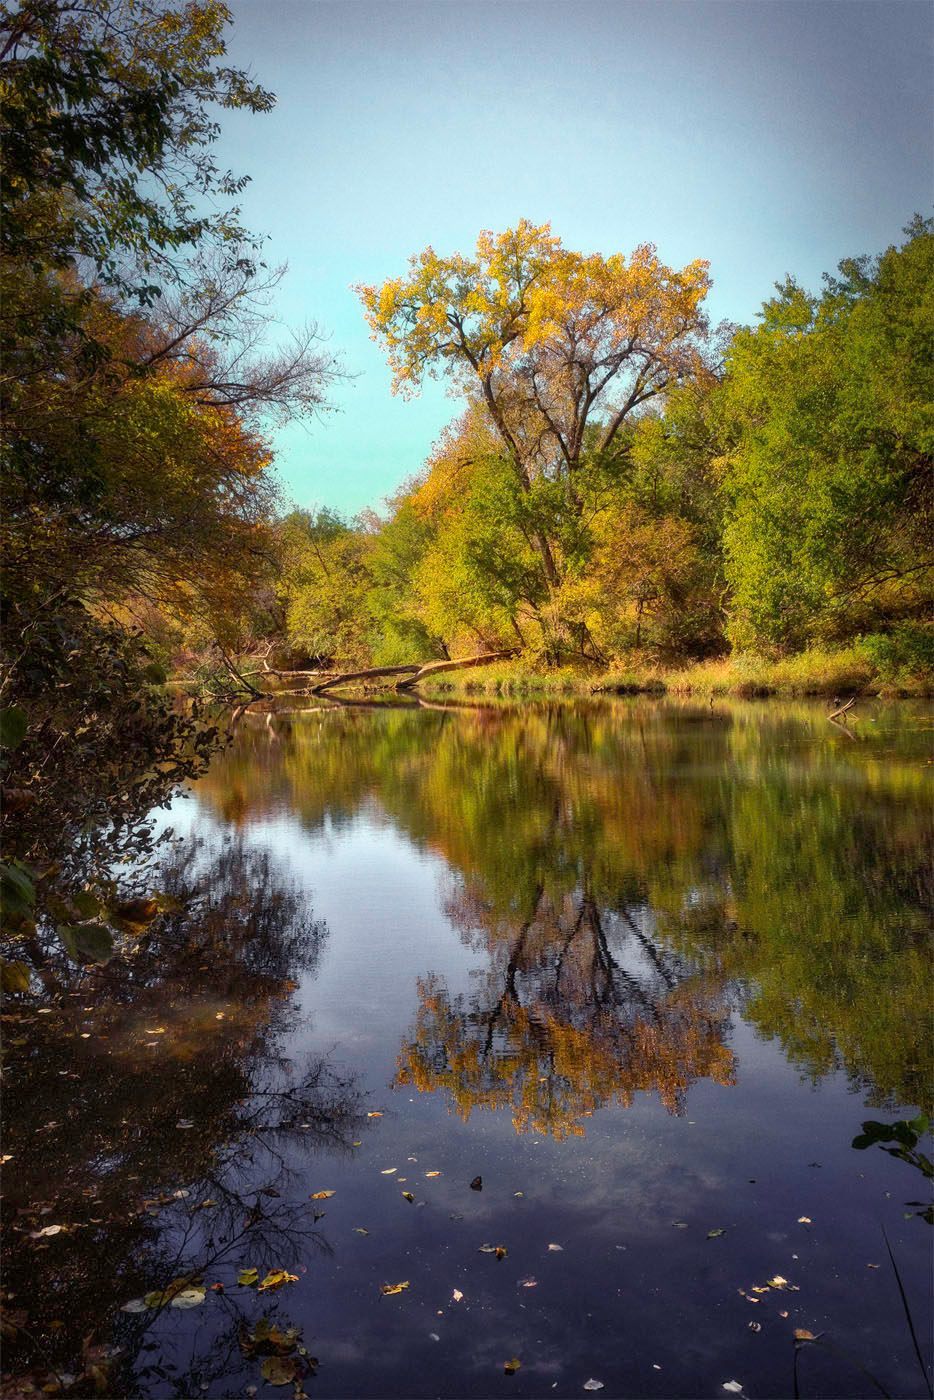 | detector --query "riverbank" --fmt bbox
[418,646,933,700]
